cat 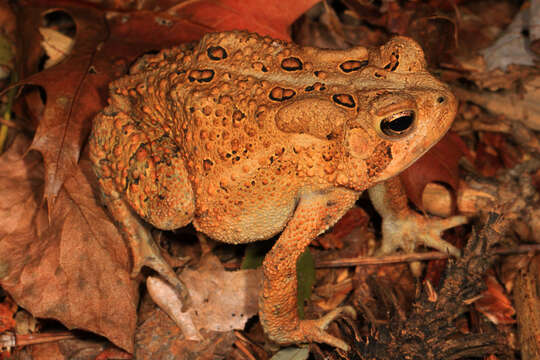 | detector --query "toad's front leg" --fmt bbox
[260,188,358,350]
